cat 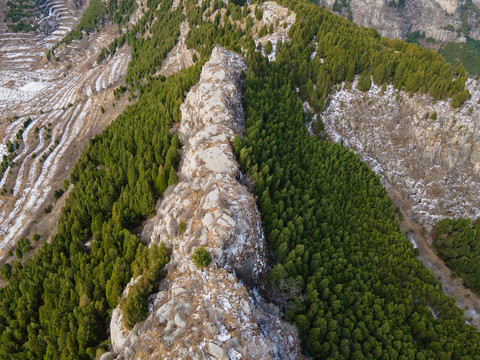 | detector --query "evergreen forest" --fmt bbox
[434,218,480,294]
